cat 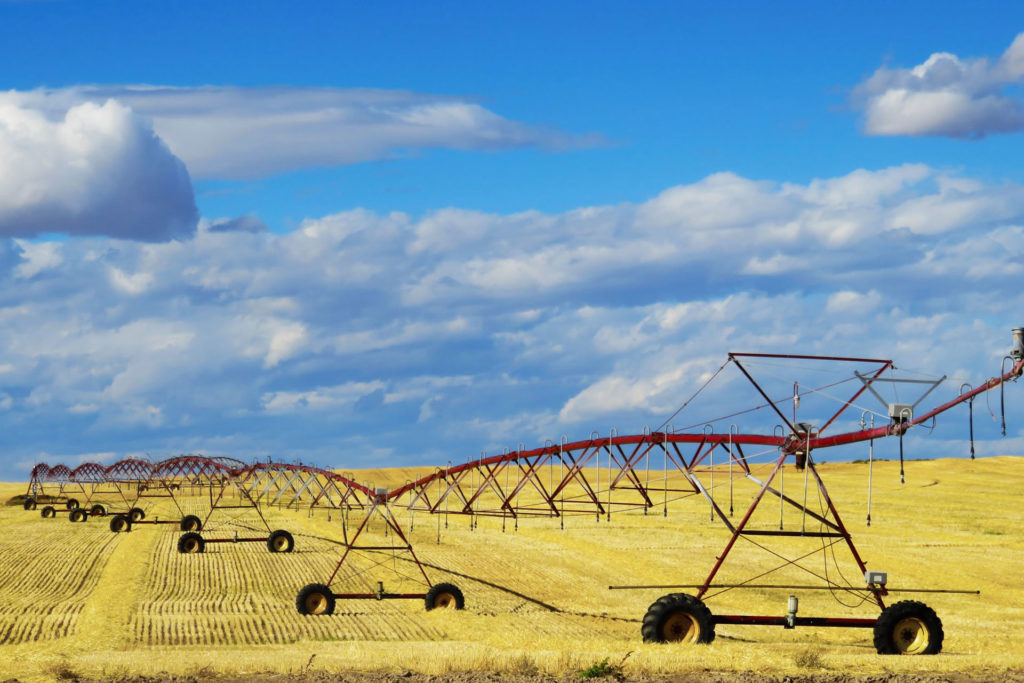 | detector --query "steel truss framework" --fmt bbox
[28,350,1024,529]
[120,456,235,531]
[24,339,1024,644]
